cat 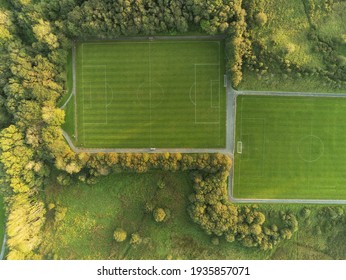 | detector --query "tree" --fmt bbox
[113,228,127,242]
[6,193,46,259]
[153,207,166,222]
[0,11,12,41]
[32,19,59,49]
